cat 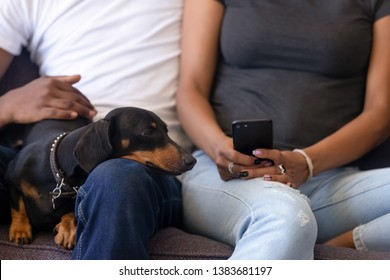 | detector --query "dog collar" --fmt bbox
[49,132,79,210]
